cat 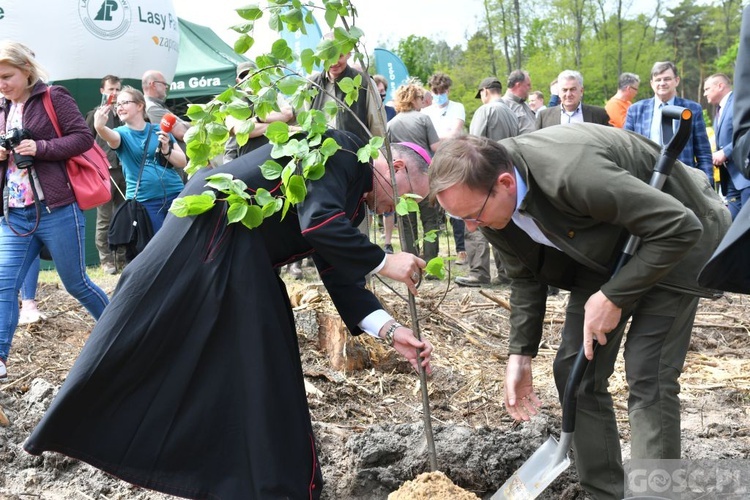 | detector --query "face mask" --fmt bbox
[379,93,387,101]
[434,93,448,106]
